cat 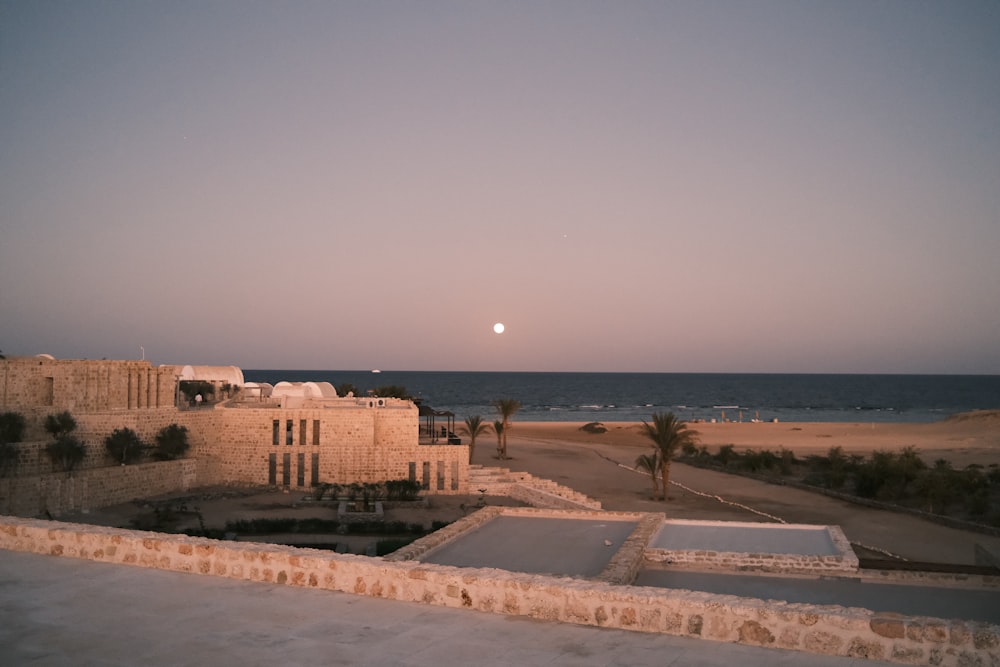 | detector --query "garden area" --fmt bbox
[69,484,525,557]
